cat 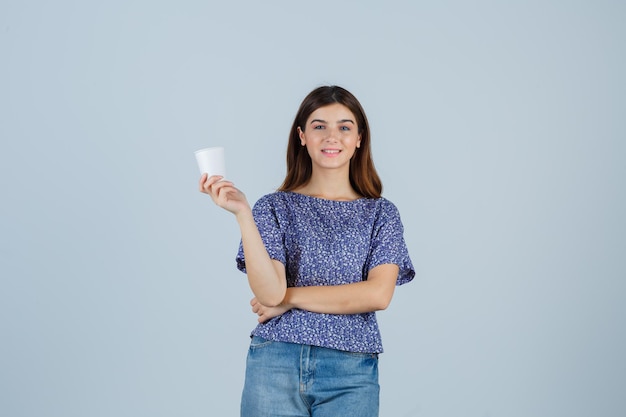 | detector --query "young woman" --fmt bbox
[199,85,414,417]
